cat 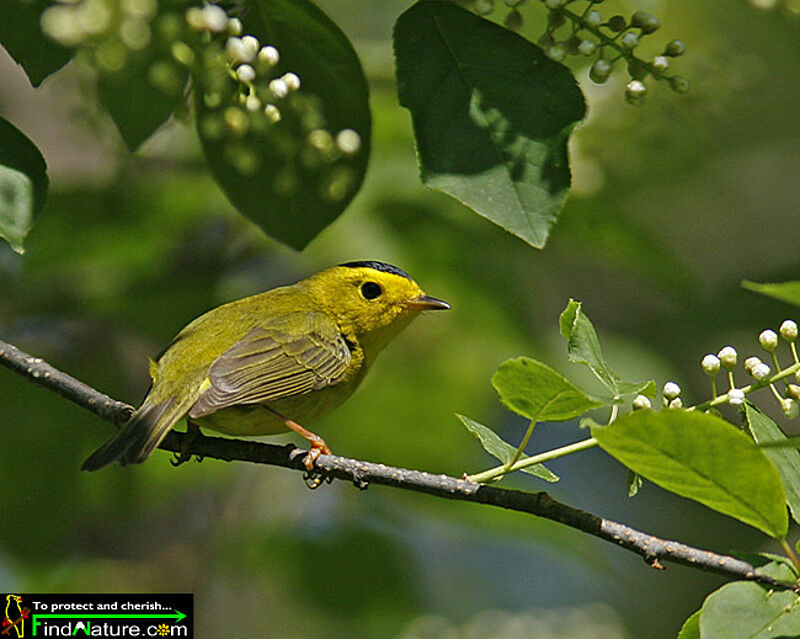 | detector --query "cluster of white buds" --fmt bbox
[744,356,771,381]
[469,0,690,105]
[41,0,175,75]
[700,321,800,416]
[662,381,682,409]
